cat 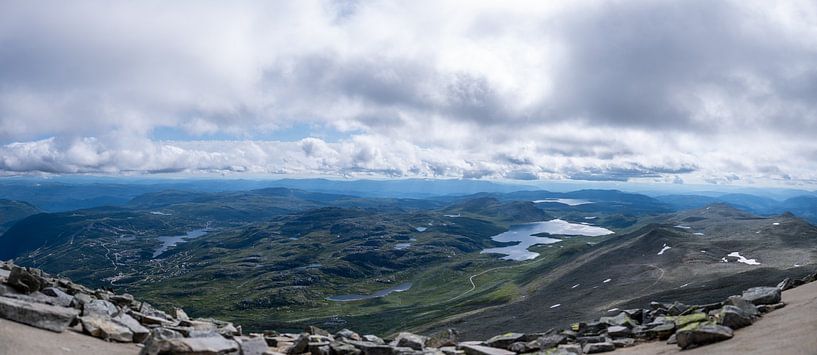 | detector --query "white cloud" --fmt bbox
[1,0,817,187]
